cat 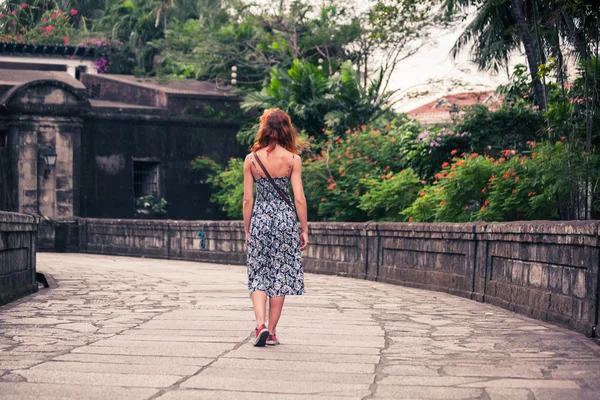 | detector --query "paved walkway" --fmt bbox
[1,254,600,400]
